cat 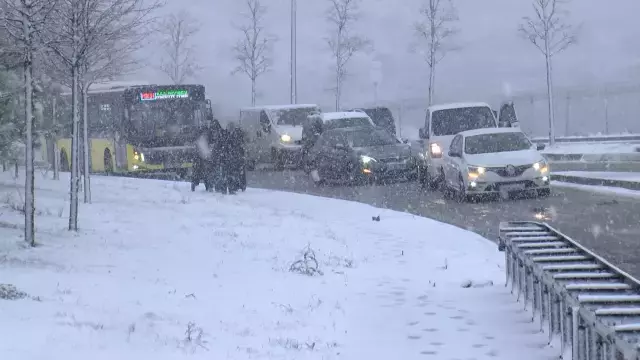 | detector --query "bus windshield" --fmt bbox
[269,106,319,126]
[431,106,496,136]
[128,100,202,137]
